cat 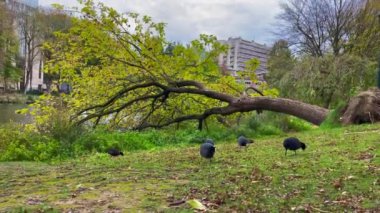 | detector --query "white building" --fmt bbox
[4,0,38,10]
[16,0,37,7]
[218,37,270,85]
